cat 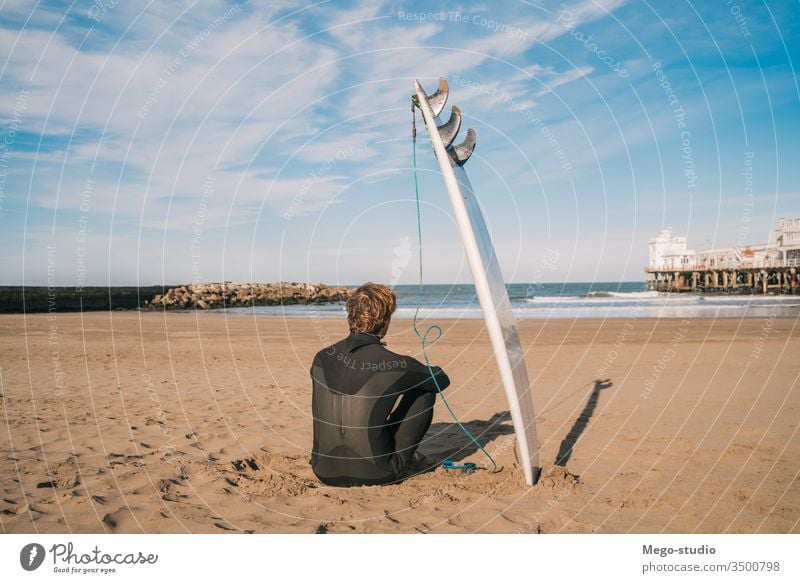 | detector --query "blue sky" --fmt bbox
[0,0,797,286]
